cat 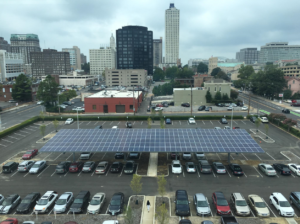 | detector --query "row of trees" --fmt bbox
[152,80,190,96]
[153,65,196,82]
